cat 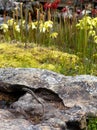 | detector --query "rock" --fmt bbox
[0,68,97,130]
[0,109,32,130]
